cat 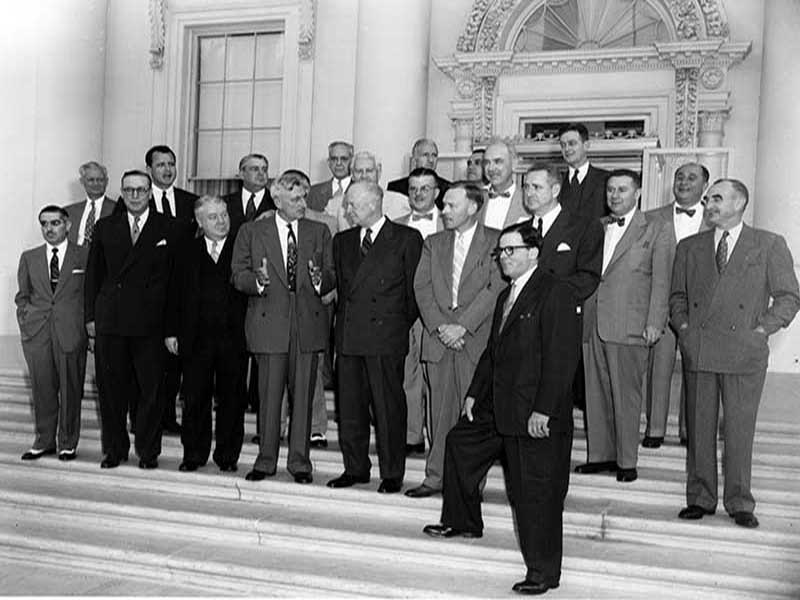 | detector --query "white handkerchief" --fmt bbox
[556,242,571,252]
[156,239,168,247]
[71,269,85,274]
